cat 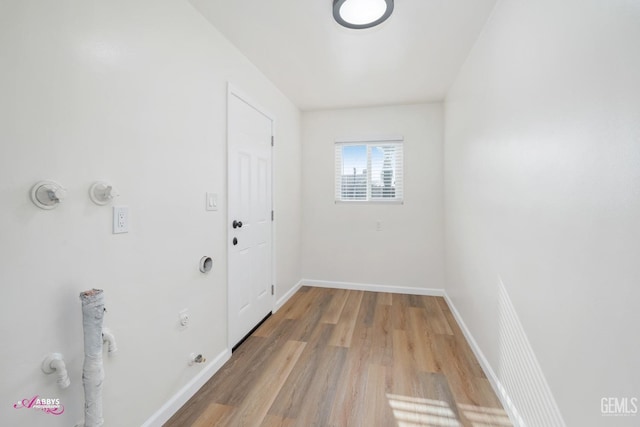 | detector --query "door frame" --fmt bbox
[226,83,276,351]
